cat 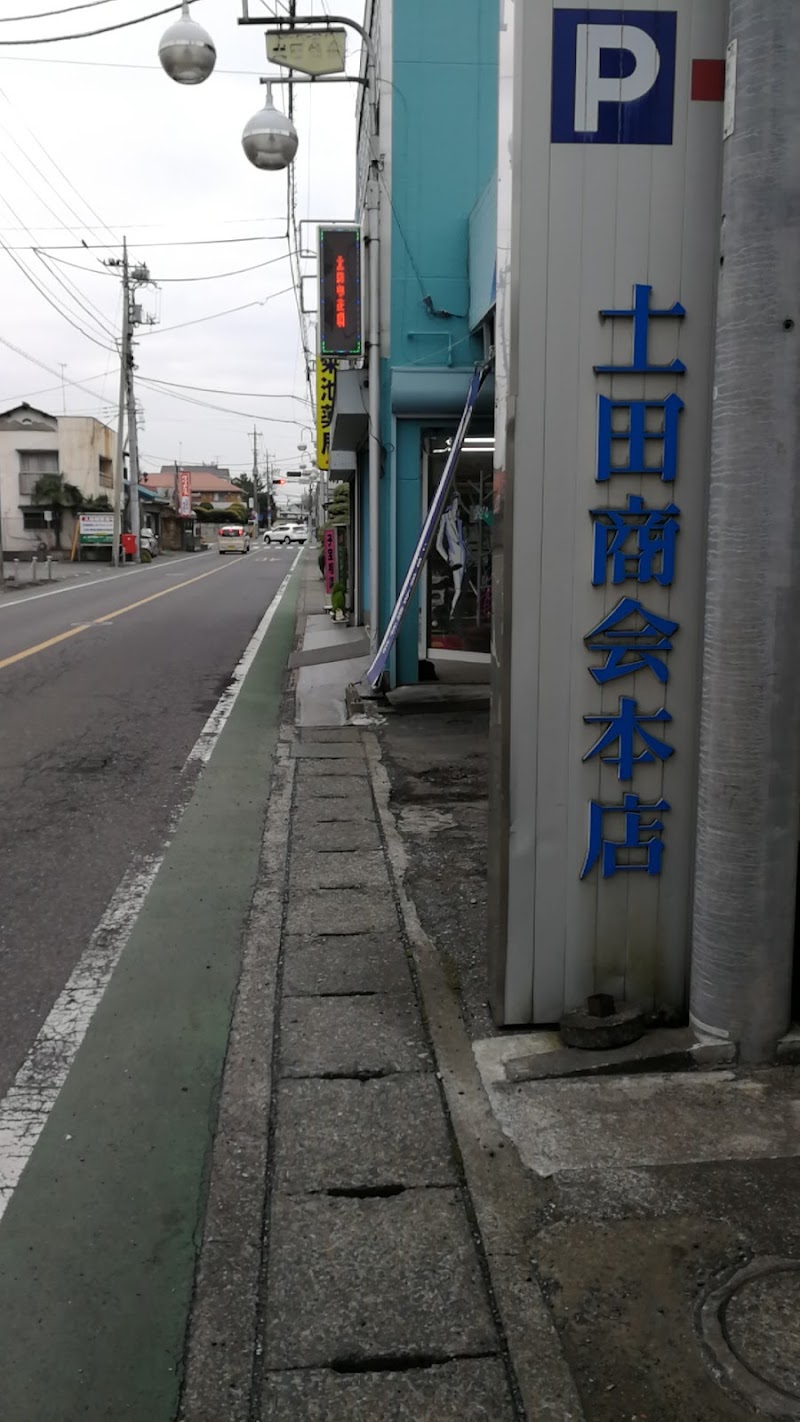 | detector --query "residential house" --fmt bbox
[143,464,244,512]
[0,403,115,558]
